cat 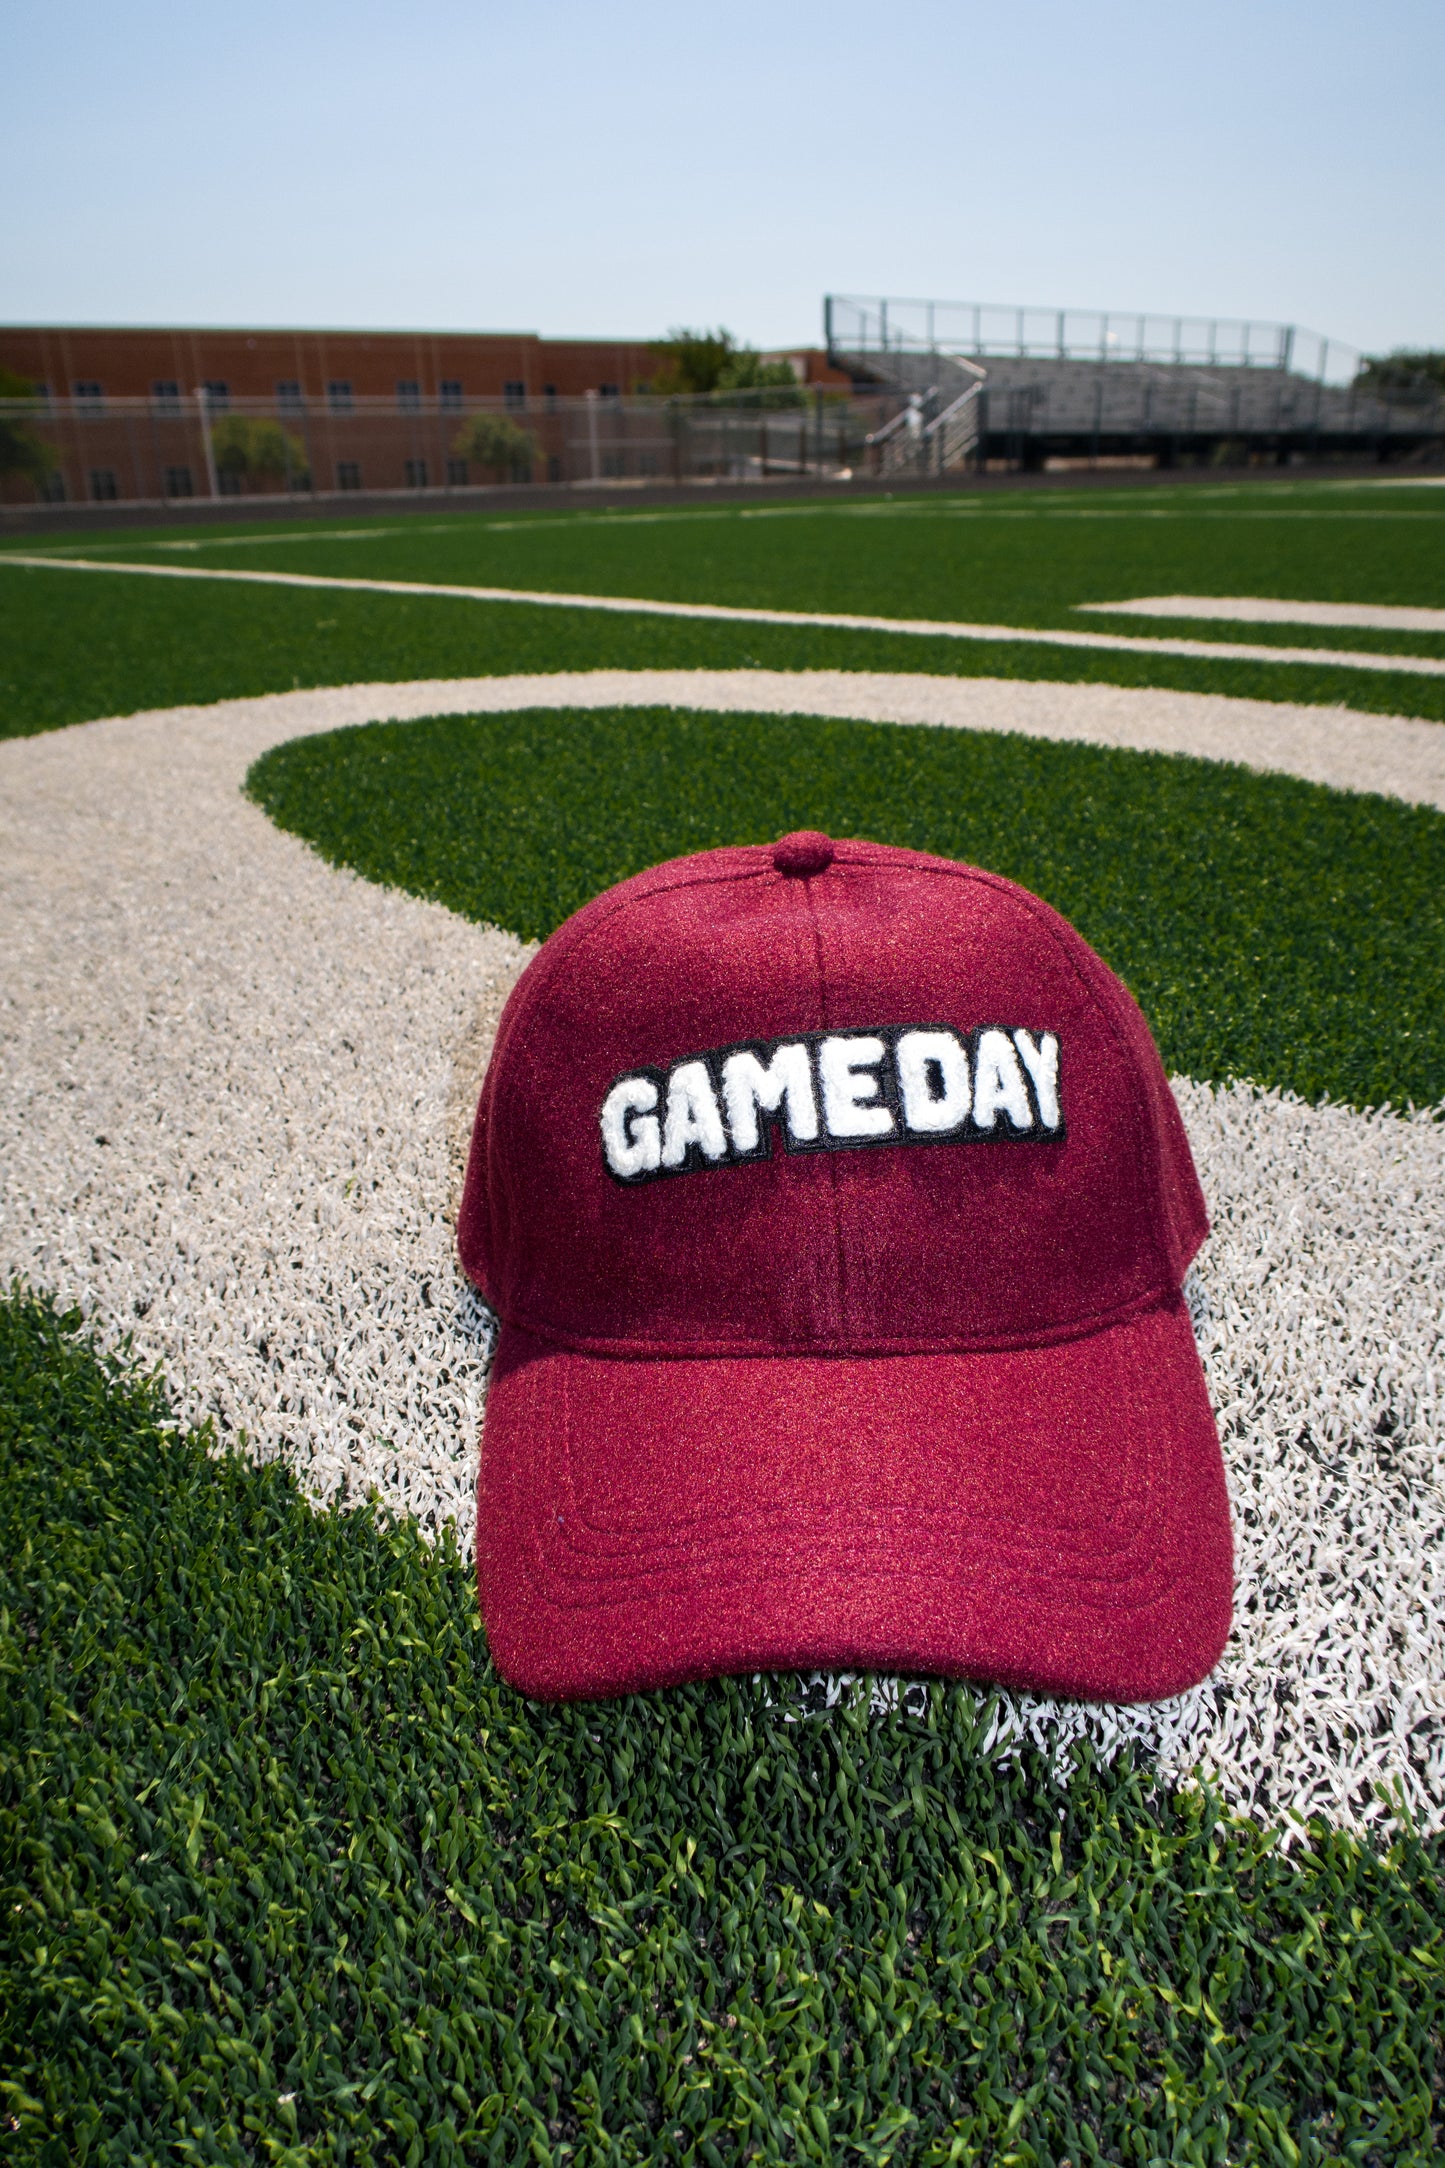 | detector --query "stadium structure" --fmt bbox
[827,294,1445,475]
